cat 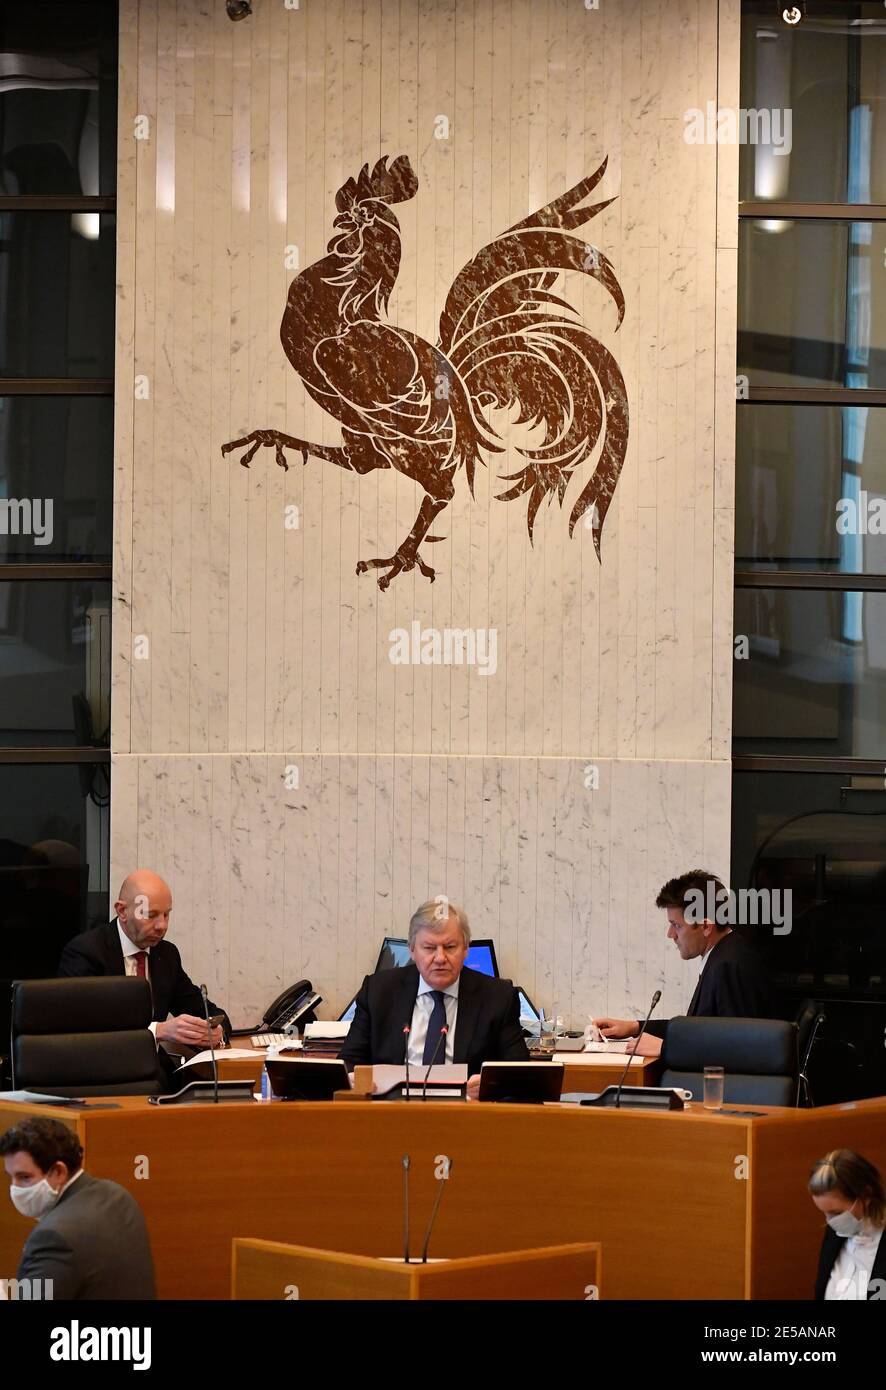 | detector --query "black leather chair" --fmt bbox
[660,1016,799,1107]
[11,977,164,1097]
